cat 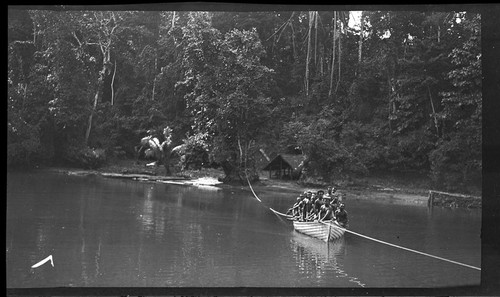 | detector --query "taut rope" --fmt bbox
[344,227,481,271]
[245,175,262,202]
